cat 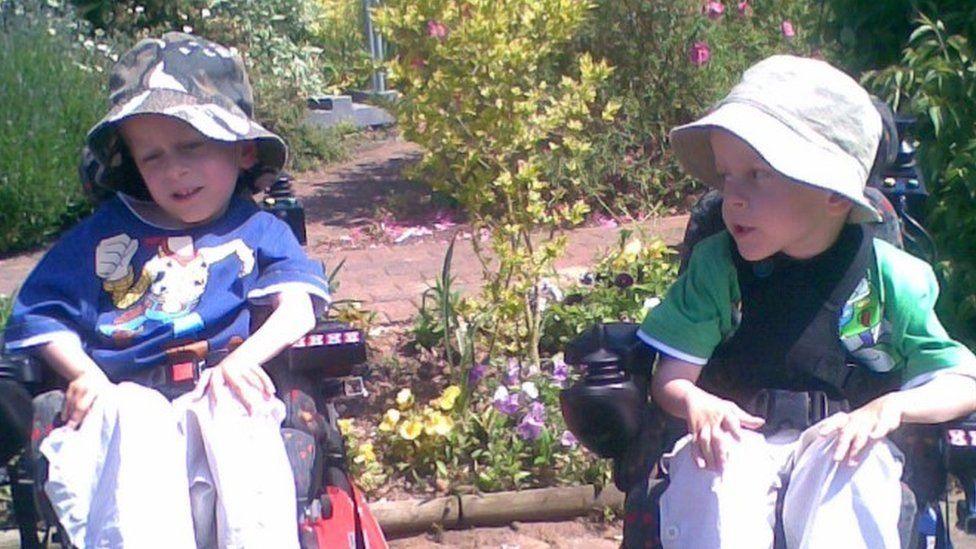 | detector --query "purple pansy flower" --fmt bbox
[516,402,547,441]
[560,430,579,448]
[468,362,487,385]
[492,386,520,415]
[552,355,570,386]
